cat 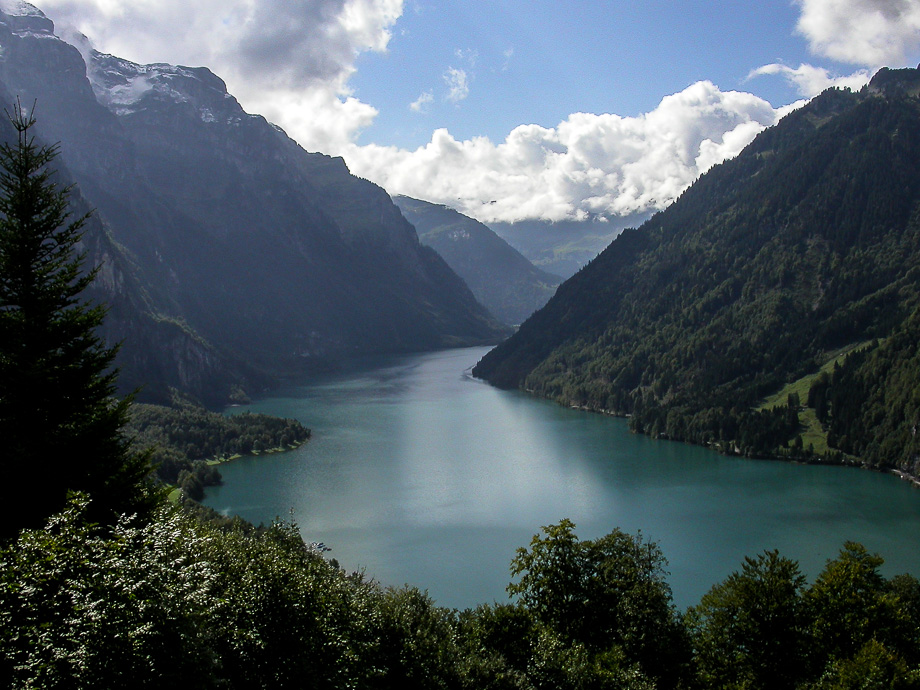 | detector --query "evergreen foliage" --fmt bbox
[473,72,920,467]
[813,309,920,474]
[125,399,310,499]
[0,103,152,536]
